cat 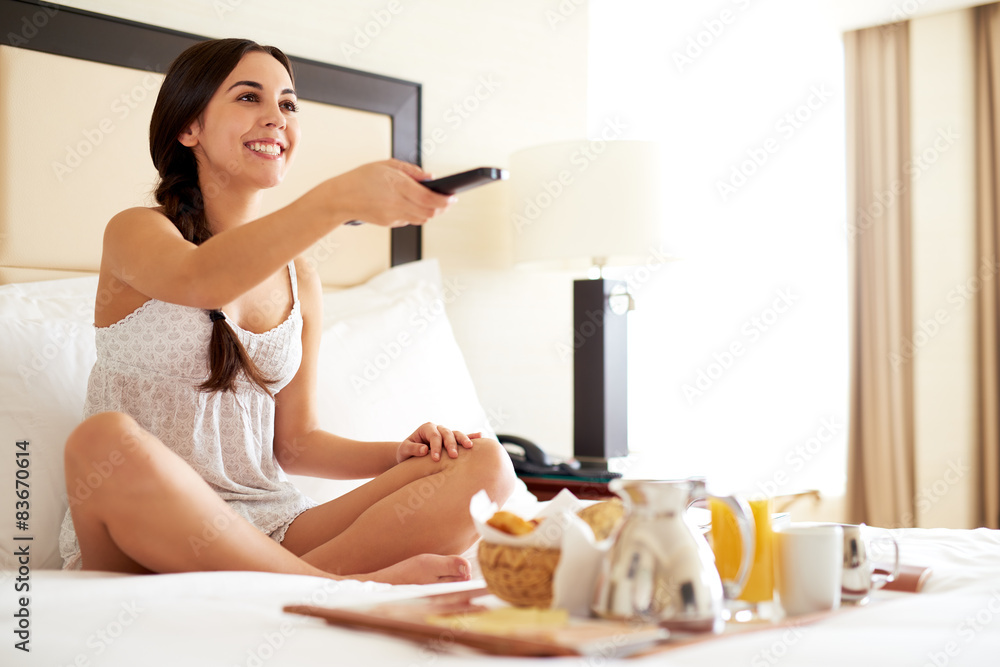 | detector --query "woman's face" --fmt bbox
[180,51,300,192]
